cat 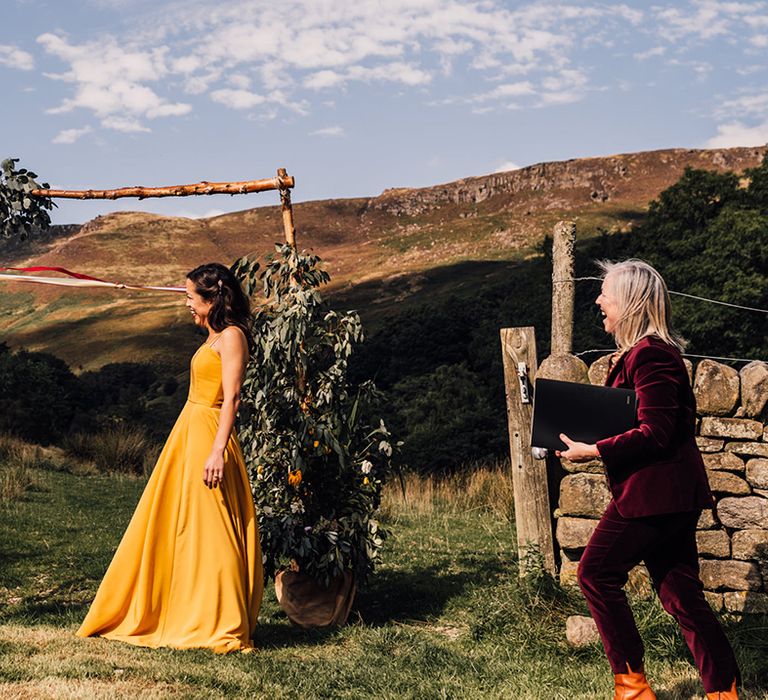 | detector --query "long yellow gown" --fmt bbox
[77,342,263,653]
